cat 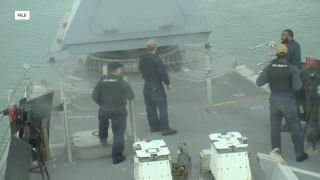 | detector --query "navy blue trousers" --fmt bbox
[143,82,170,131]
[269,92,305,156]
[98,107,127,161]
